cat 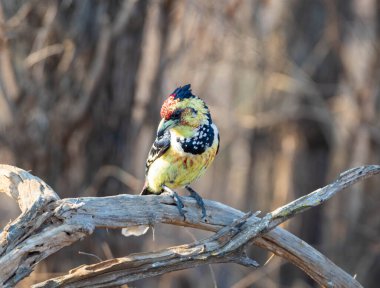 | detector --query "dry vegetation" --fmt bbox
[0,0,380,287]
